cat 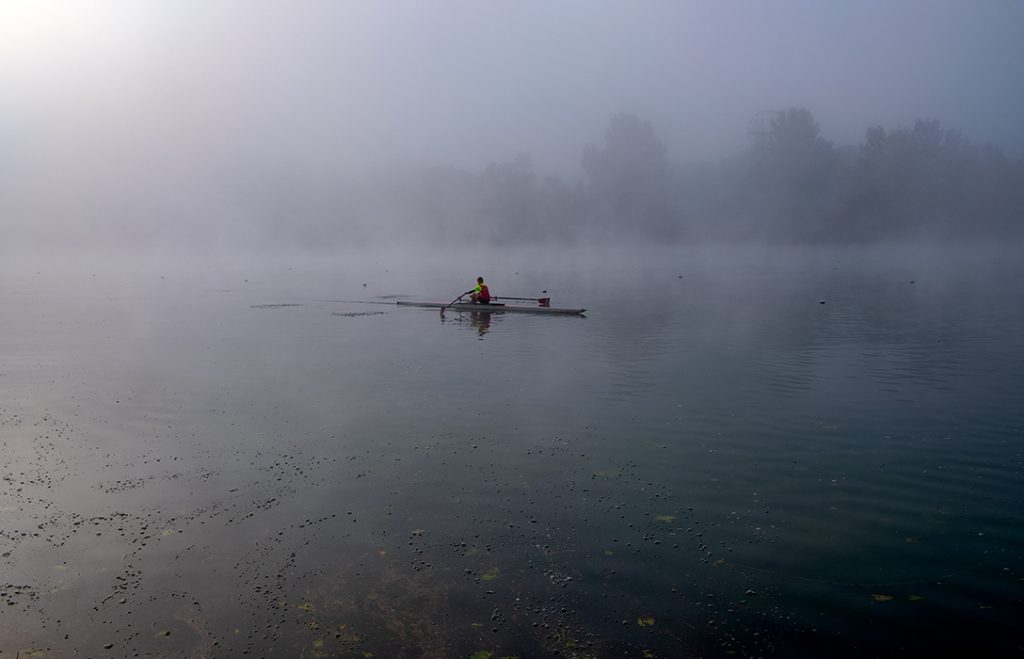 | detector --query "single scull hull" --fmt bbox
[397,301,585,315]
